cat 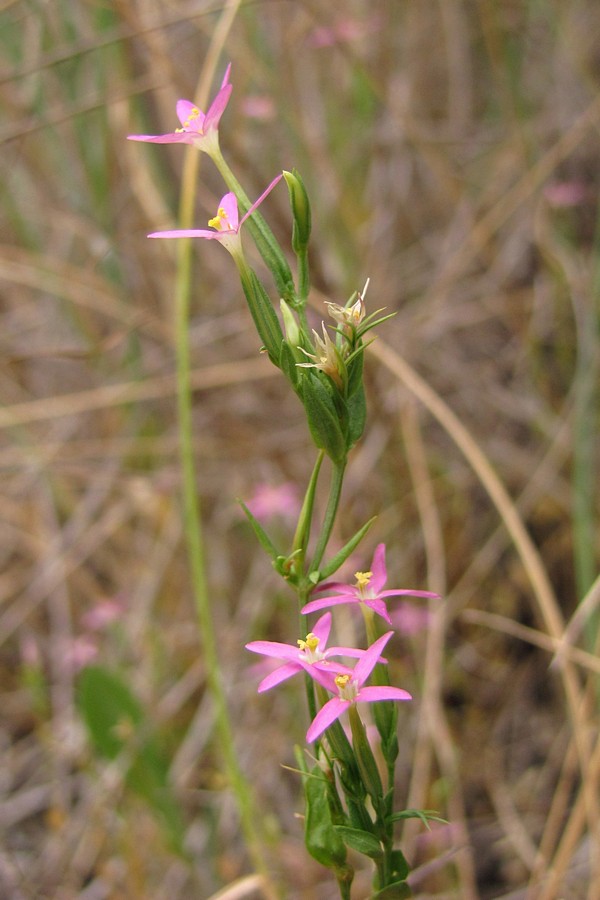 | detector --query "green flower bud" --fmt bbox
[283,169,312,252]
